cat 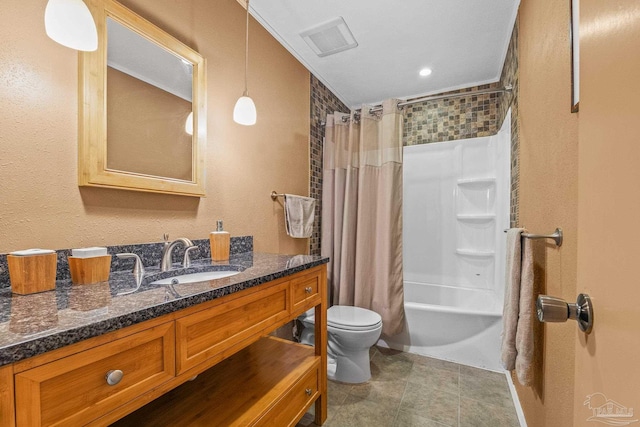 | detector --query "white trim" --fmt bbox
[505,371,528,427]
